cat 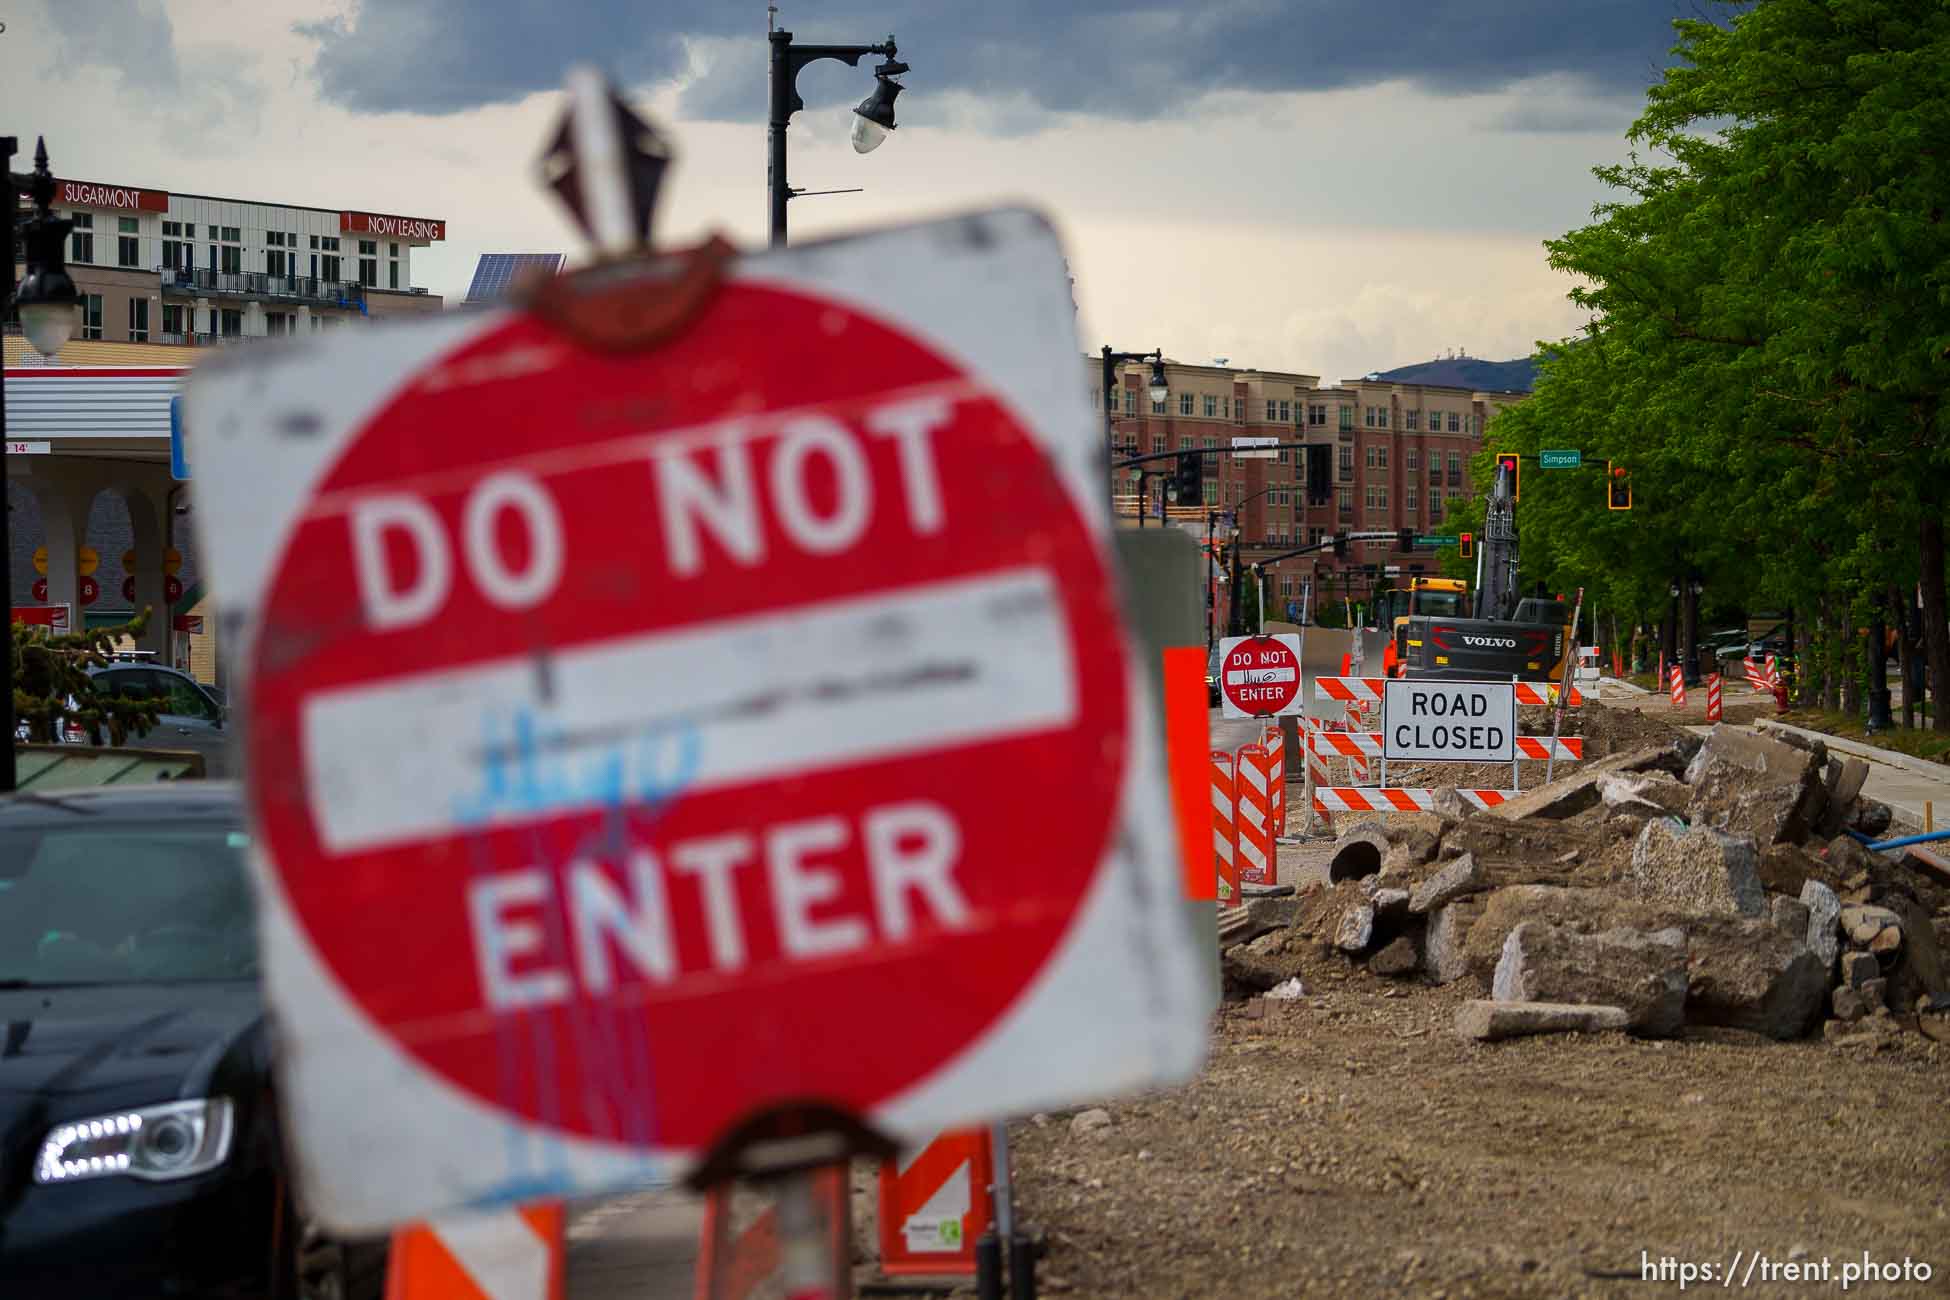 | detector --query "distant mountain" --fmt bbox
[1367,356,1537,393]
